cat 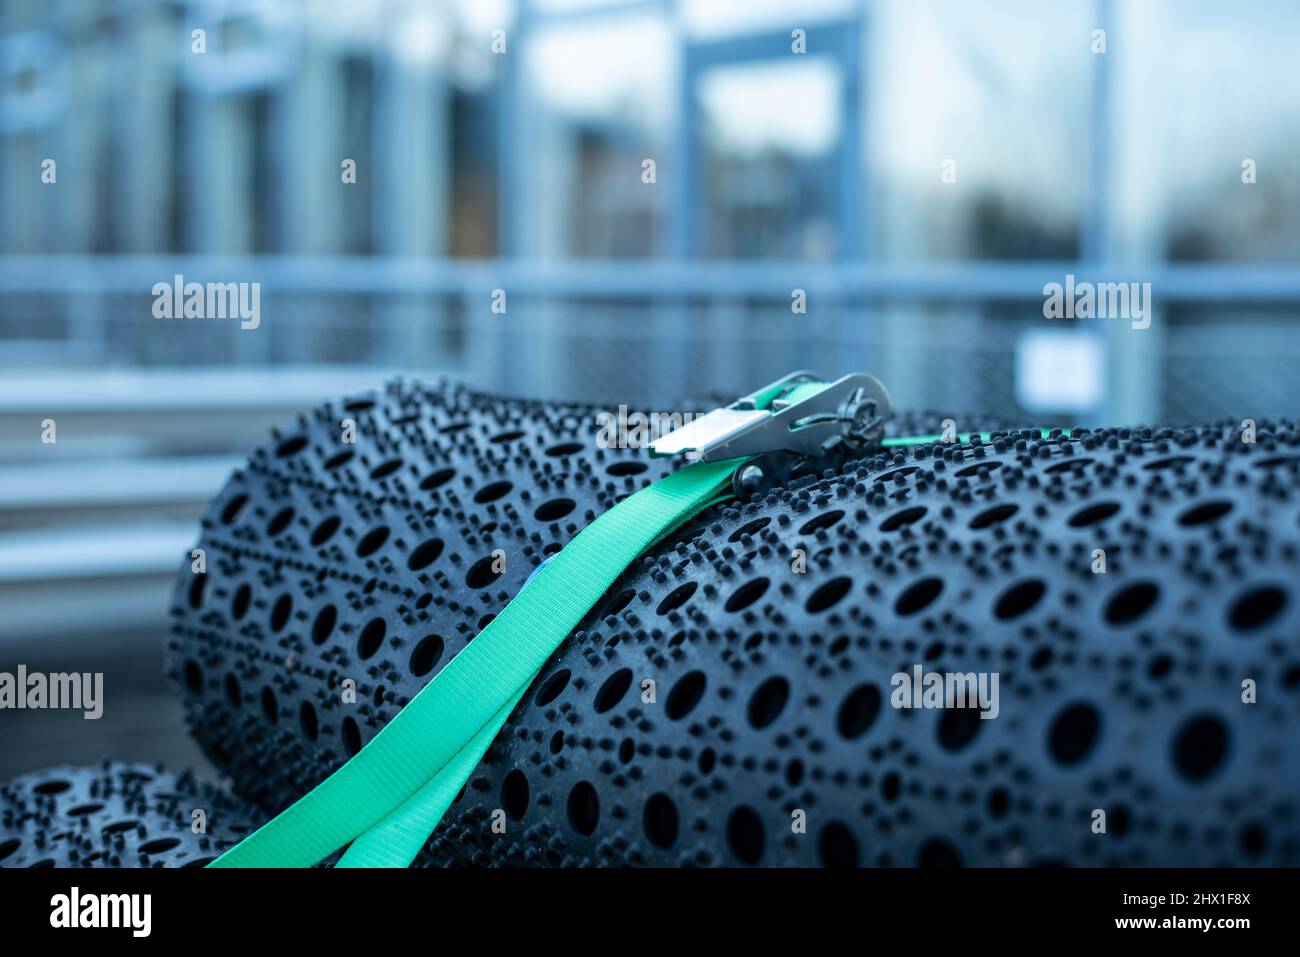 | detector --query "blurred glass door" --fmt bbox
[677,18,863,262]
